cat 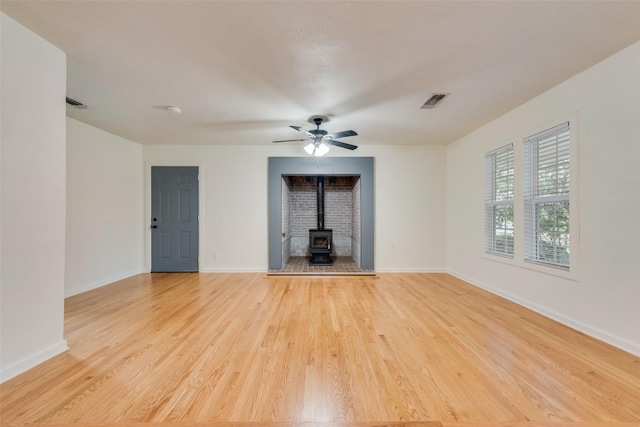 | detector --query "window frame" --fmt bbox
[482,114,579,281]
